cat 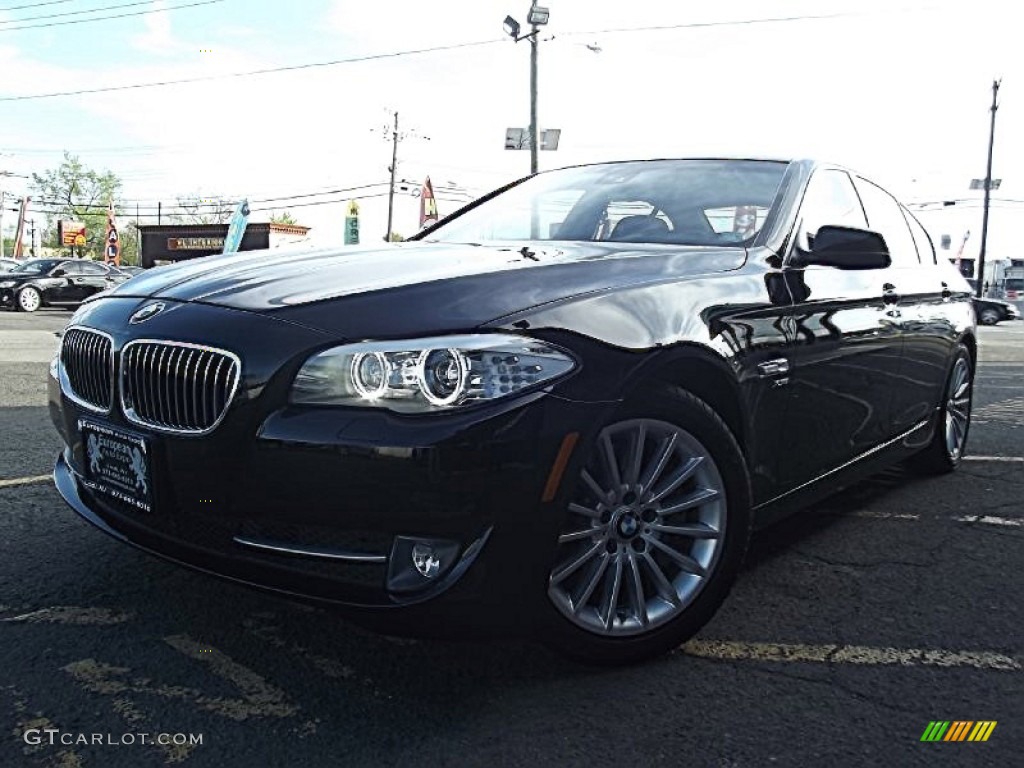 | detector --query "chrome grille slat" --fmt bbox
[60,328,113,412]
[120,340,240,435]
